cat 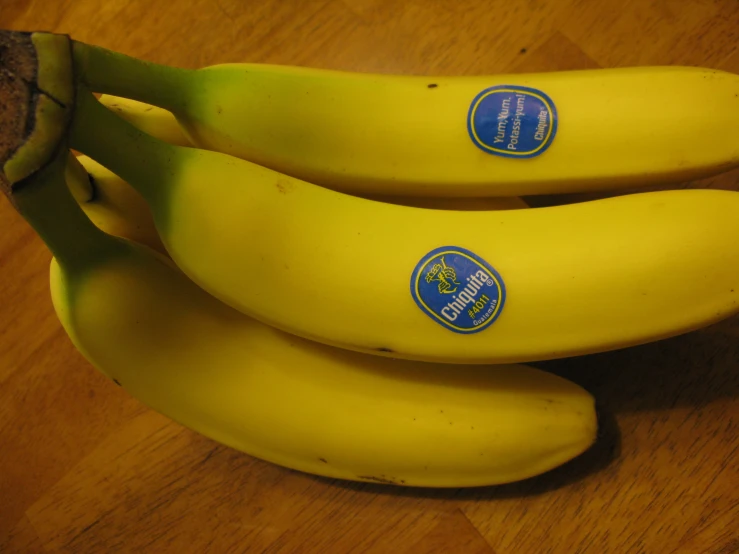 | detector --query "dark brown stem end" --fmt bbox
[0,30,74,206]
